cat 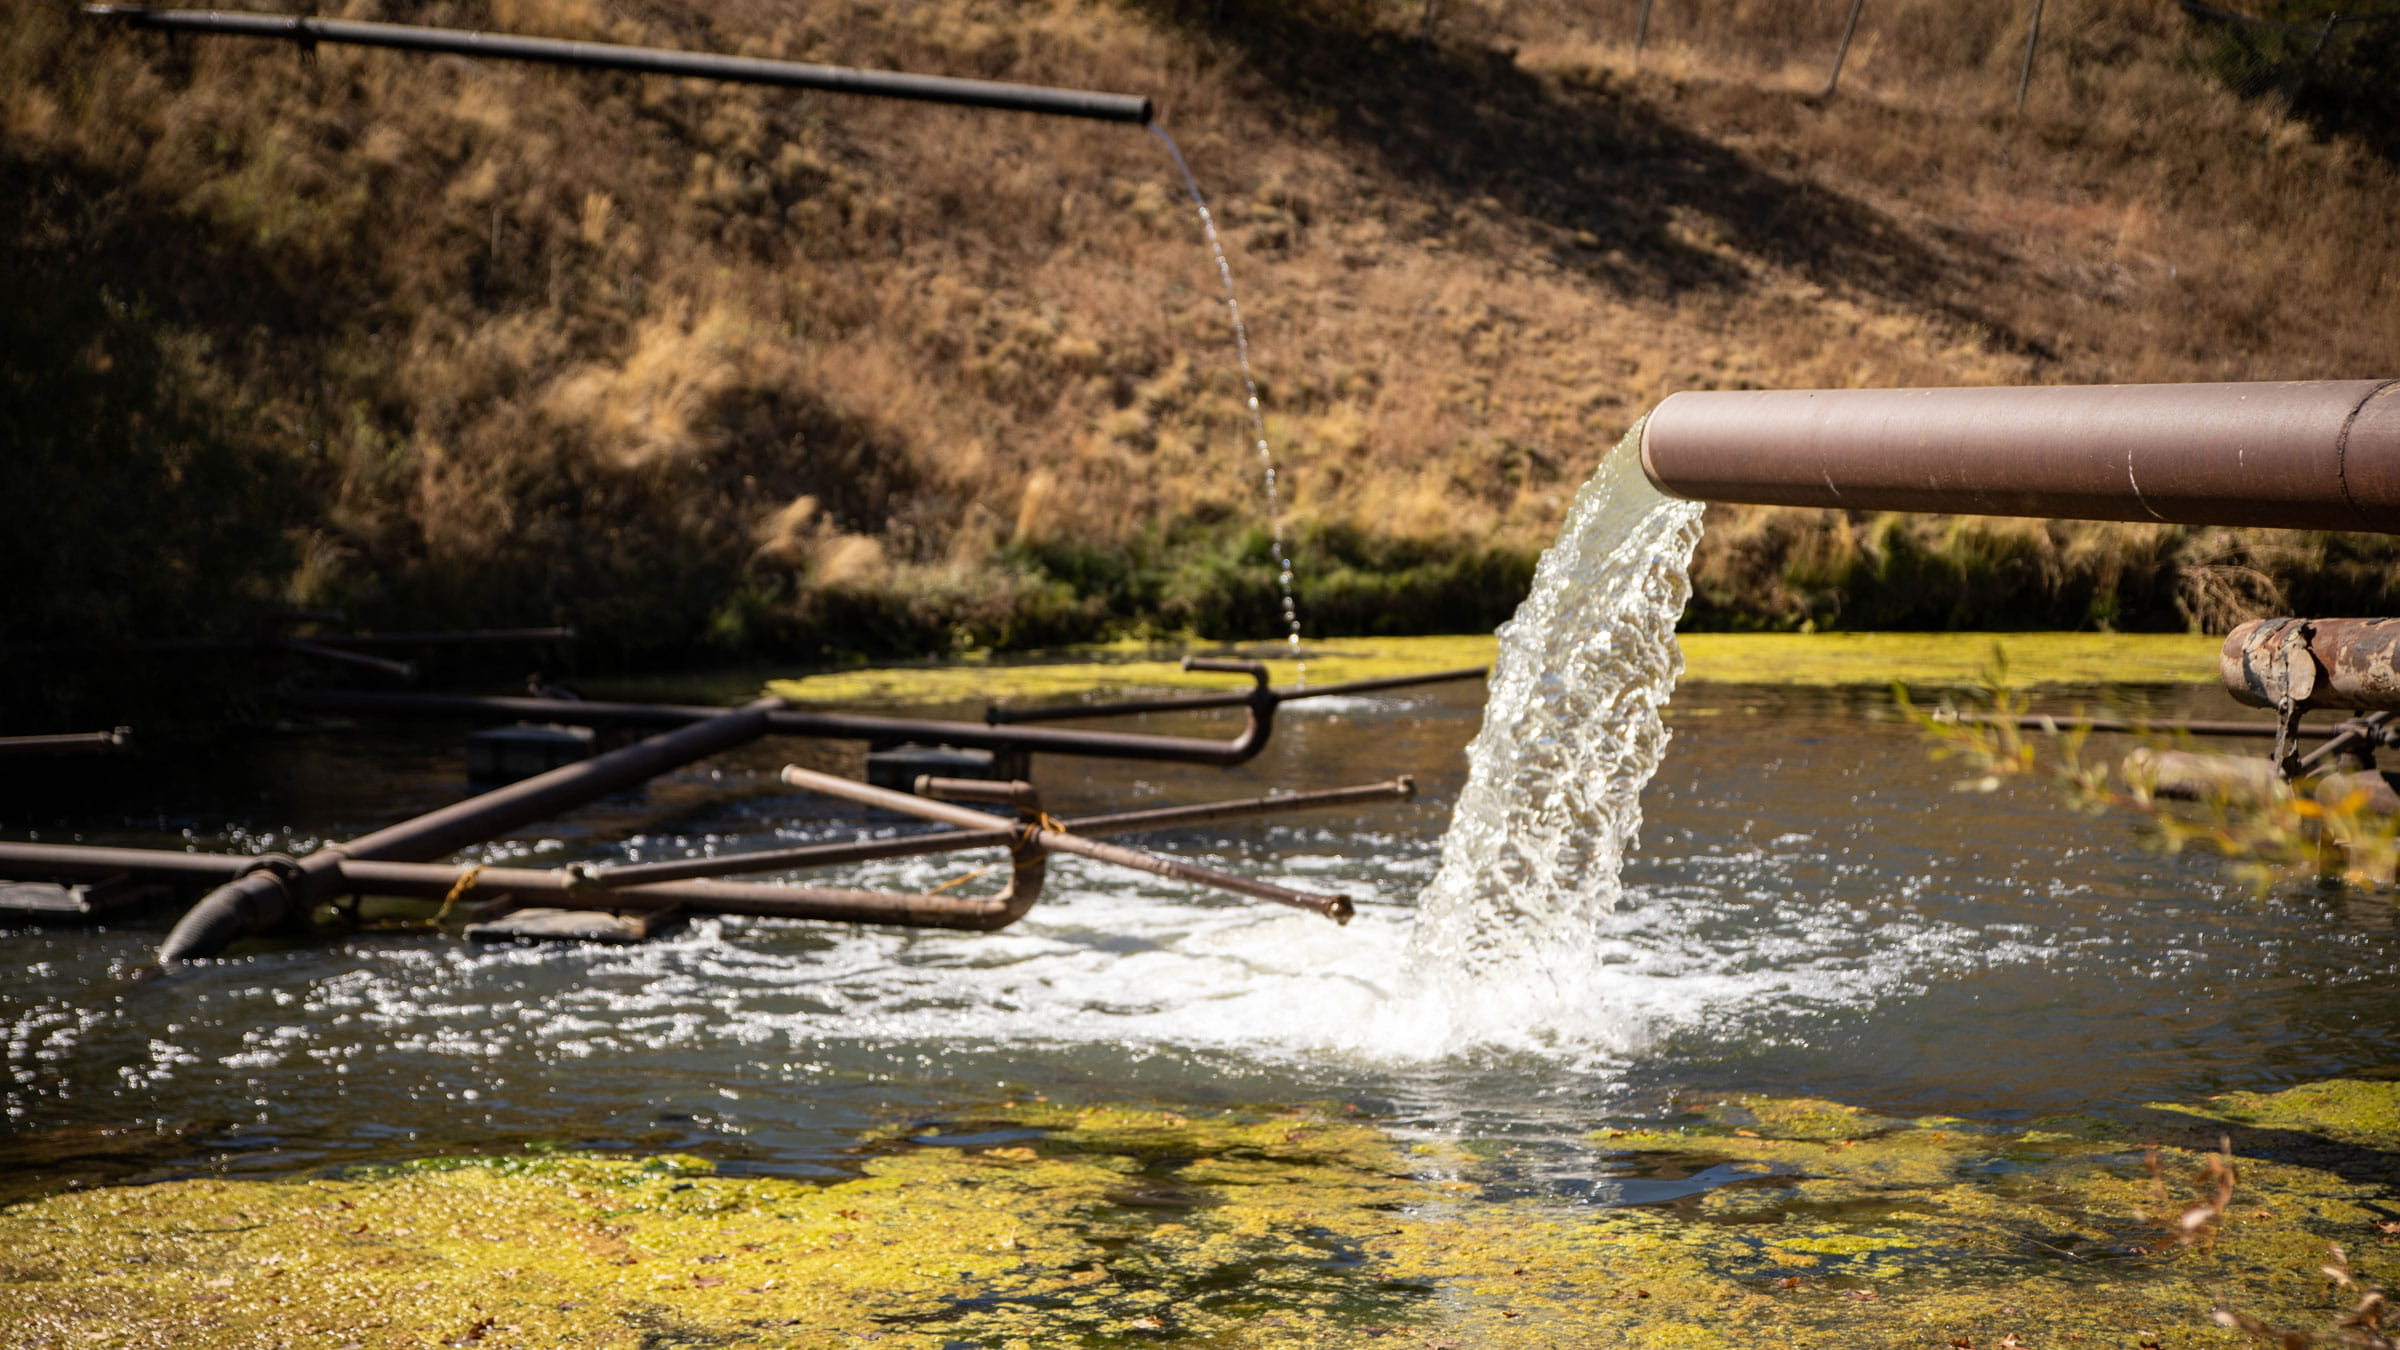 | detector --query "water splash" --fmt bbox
[1405,423,1705,1018]
[1151,125,1304,680]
